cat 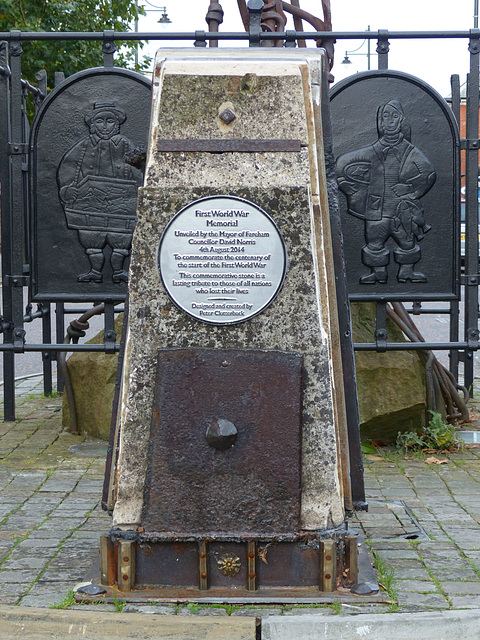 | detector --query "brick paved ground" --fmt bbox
[0,376,110,608]
[0,374,479,618]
